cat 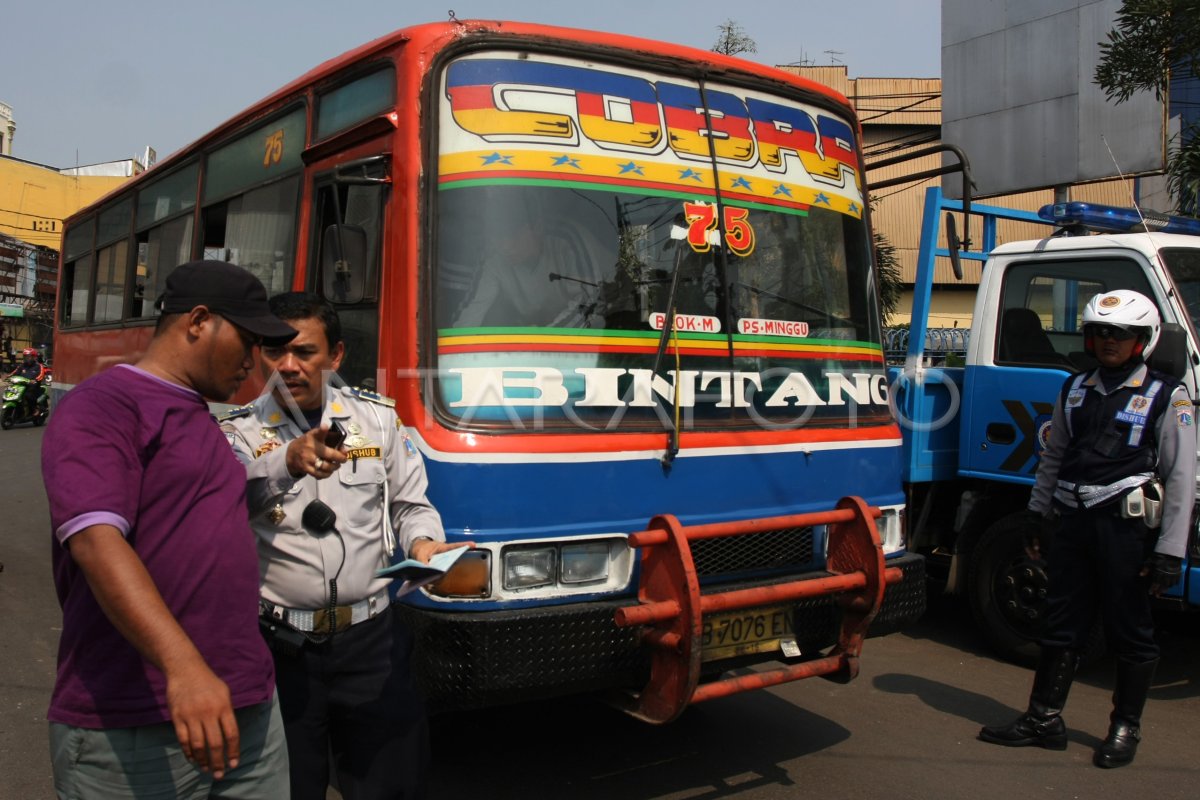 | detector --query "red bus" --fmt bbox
[53,19,924,722]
